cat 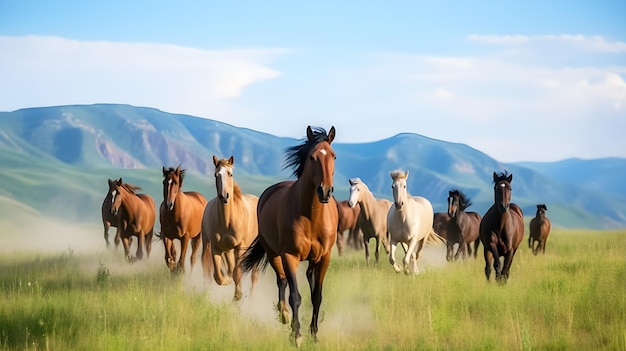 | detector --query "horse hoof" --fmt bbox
[295,335,303,348]
[393,264,401,273]
[280,310,291,325]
